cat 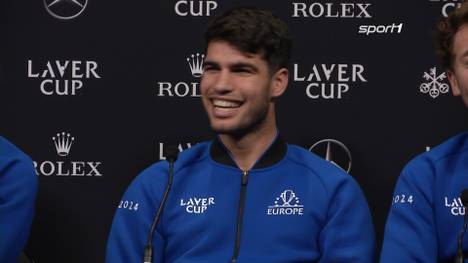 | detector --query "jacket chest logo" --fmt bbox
[444,196,465,216]
[267,190,304,216]
[180,197,215,214]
